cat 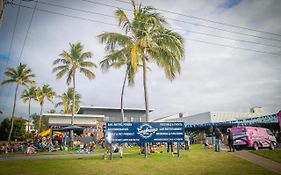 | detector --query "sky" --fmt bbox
[0,0,280,121]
